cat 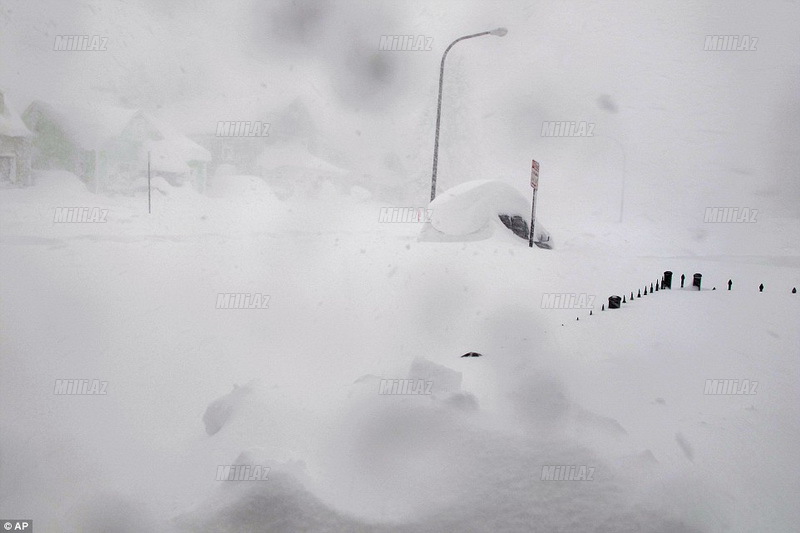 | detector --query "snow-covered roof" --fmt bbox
[22,100,211,172]
[0,91,32,138]
[141,114,212,174]
[257,141,346,174]
[24,100,138,149]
